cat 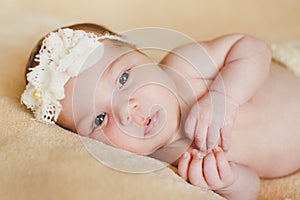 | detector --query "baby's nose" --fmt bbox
[129,98,139,111]
[128,98,148,127]
[117,98,141,126]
